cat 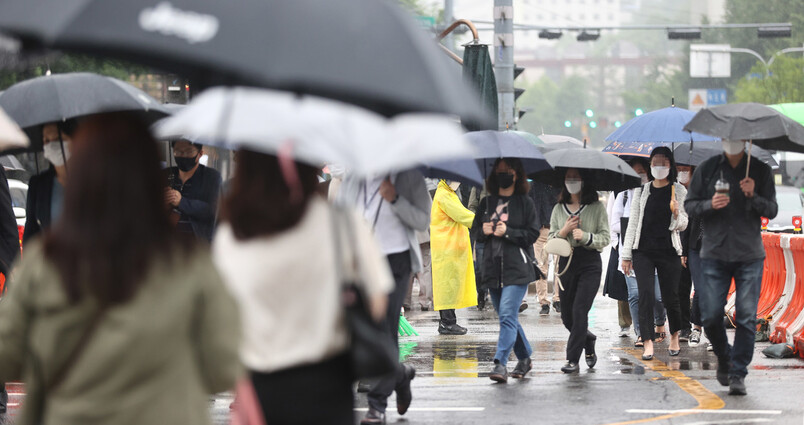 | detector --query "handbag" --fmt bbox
[544,237,572,291]
[331,206,397,380]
